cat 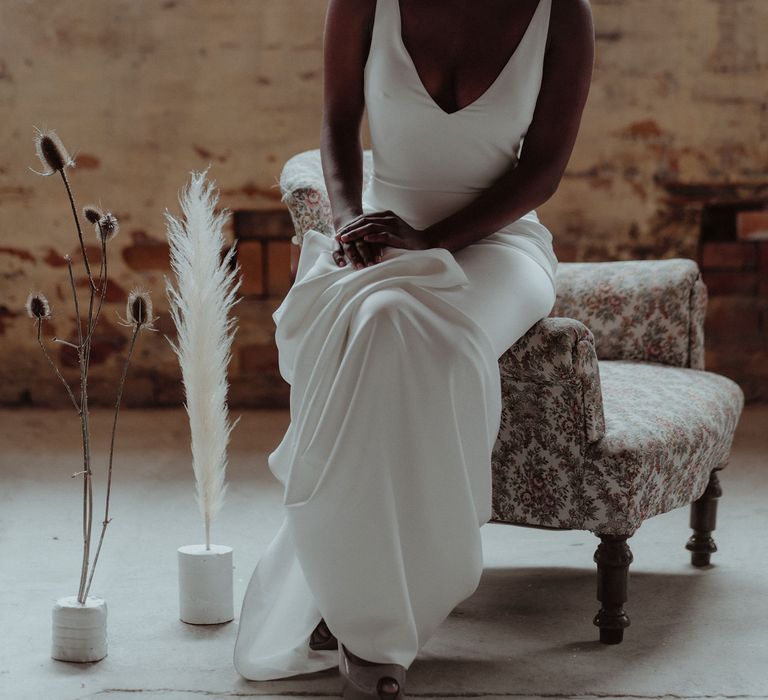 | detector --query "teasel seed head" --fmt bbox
[126,288,154,329]
[31,127,75,176]
[96,212,119,244]
[25,291,52,320]
[83,204,103,224]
